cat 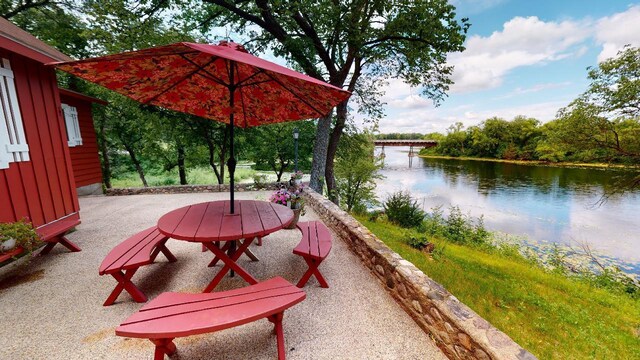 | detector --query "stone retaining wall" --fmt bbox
[302,189,536,360]
[105,182,282,196]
